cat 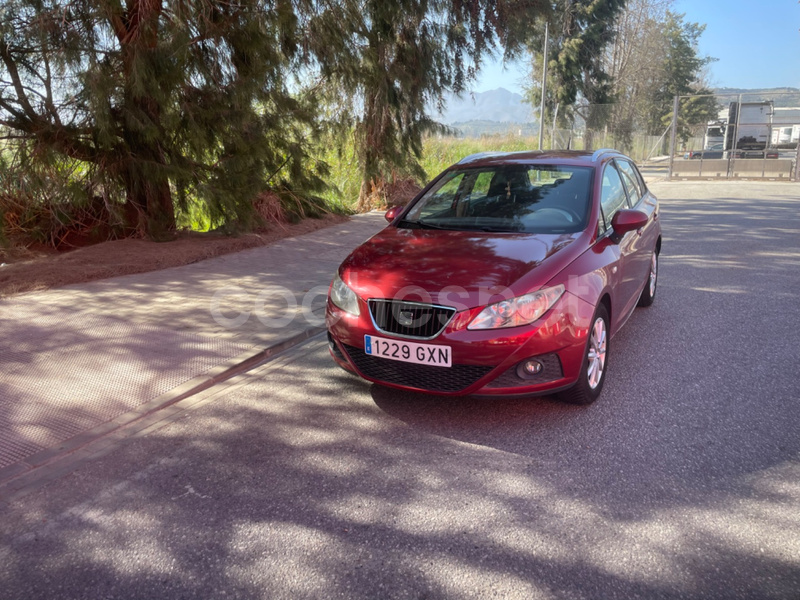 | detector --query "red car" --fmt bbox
[326,149,661,404]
